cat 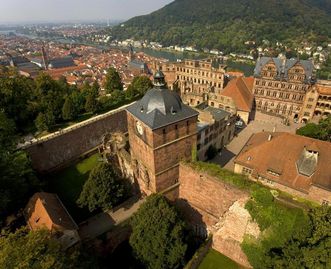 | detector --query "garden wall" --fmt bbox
[24,109,128,173]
